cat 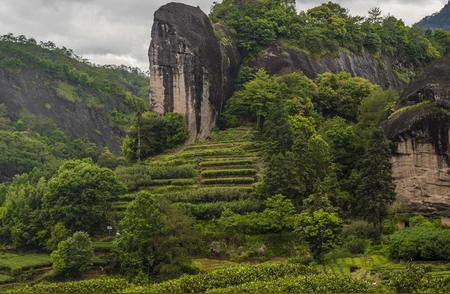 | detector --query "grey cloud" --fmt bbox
[0,0,447,70]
